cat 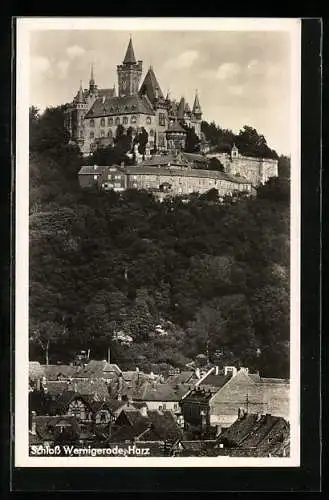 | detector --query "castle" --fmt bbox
[70,37,278,195]
[64,37,203,157]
